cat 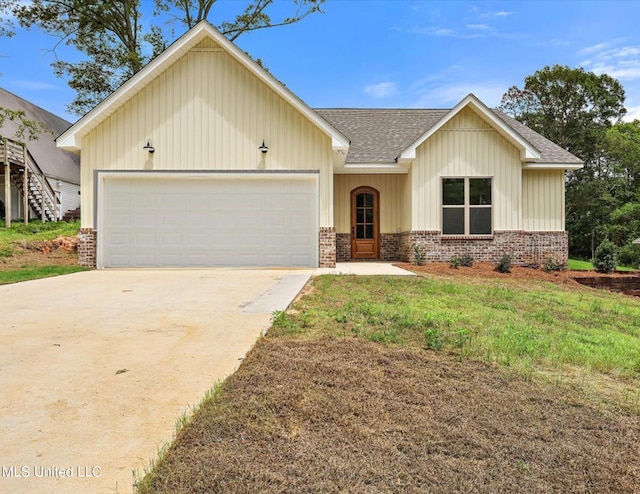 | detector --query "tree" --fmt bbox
[500,65,626,164]
[9,0,324,116]
[500,65,628,259]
